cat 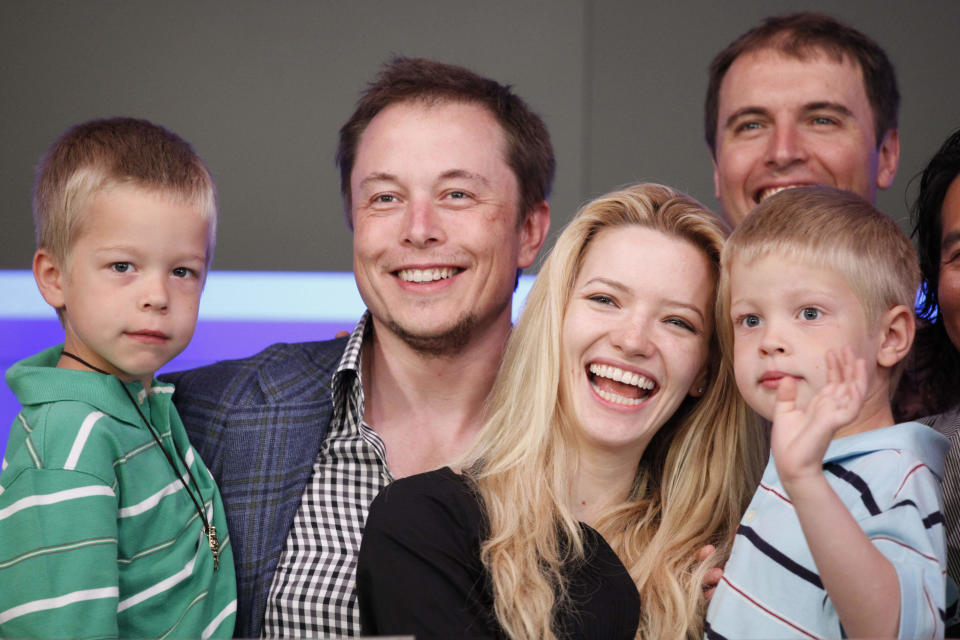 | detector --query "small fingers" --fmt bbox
[696,544,716,562]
